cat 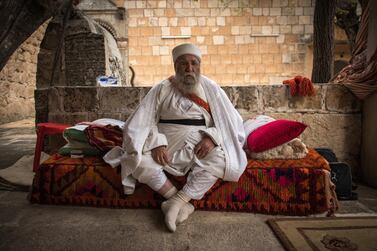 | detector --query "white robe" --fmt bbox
[104,75,247,193]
